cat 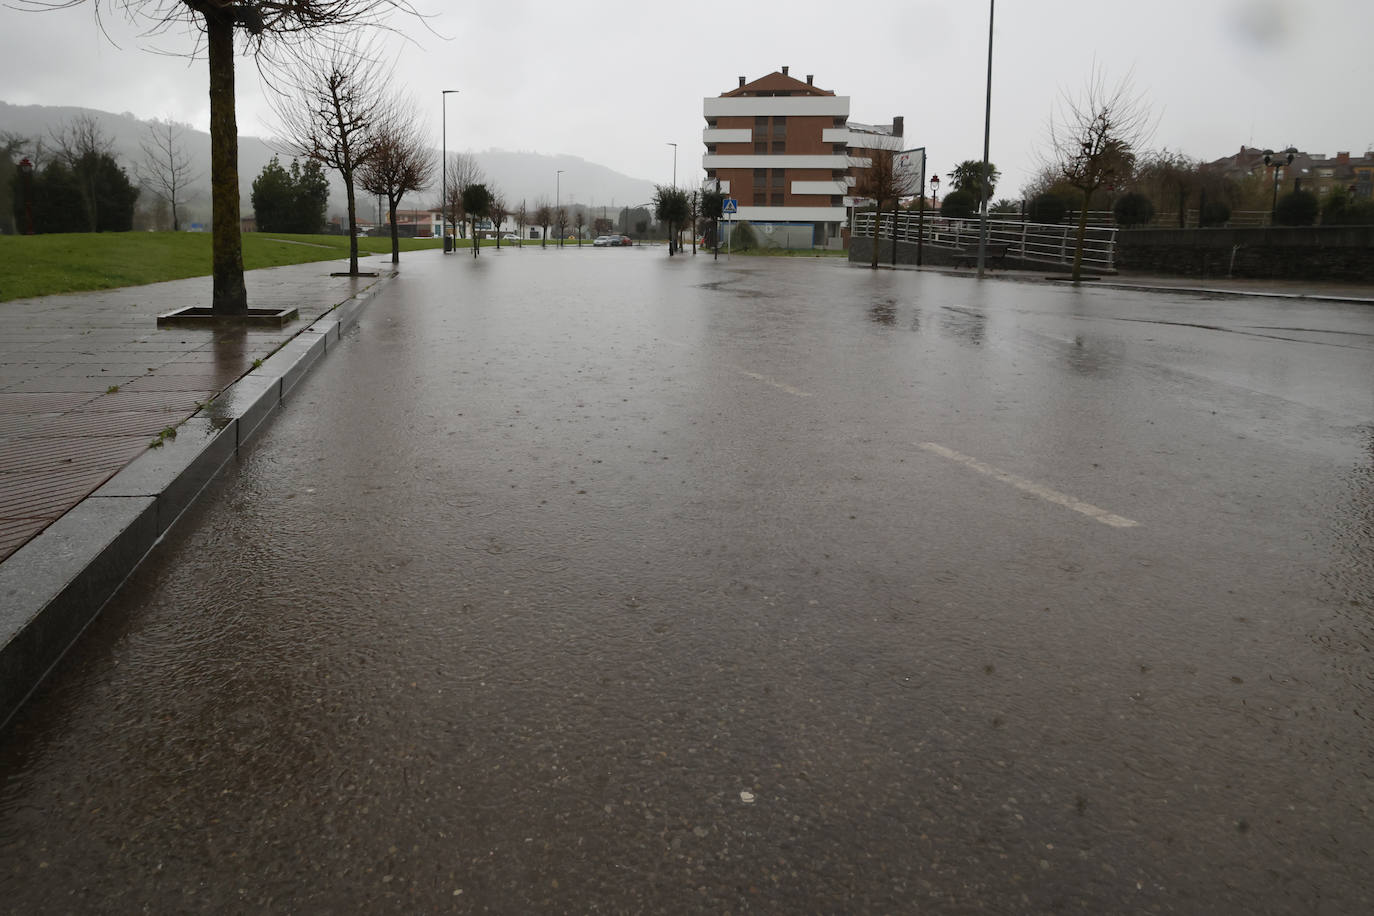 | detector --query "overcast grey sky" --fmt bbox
[2,0,1370,201]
